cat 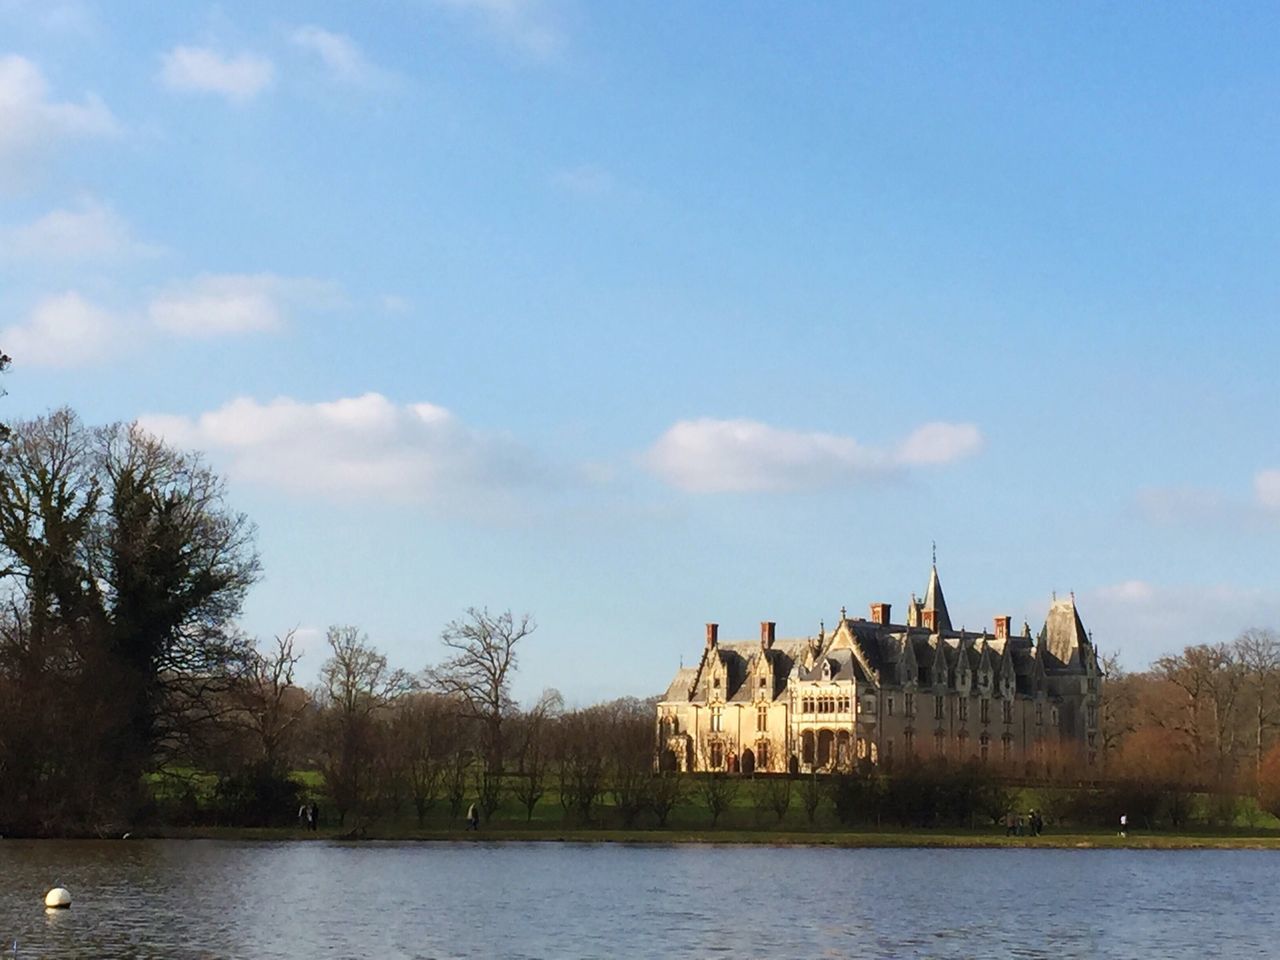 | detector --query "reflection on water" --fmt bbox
[0,840,1277,959]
